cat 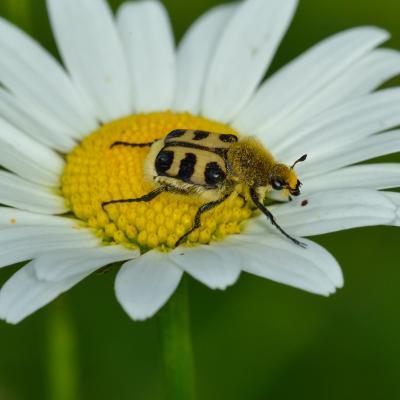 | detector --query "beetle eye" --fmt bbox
[272,179,285,190]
